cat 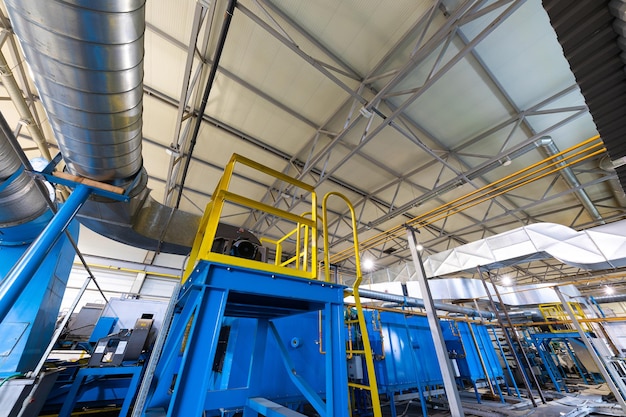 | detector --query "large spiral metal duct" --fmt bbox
[3,0,203,253]
[0,117,51,244]
[5,0,144,183]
